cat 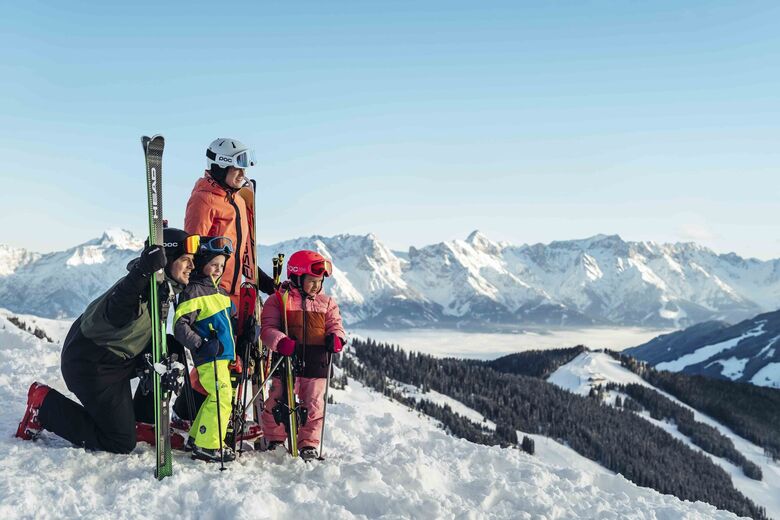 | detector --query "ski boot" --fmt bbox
[299,446,318,461]
[135,421,186,450]
[253,437,283,452]
[15,382,51,440]
[191,444,236,463]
